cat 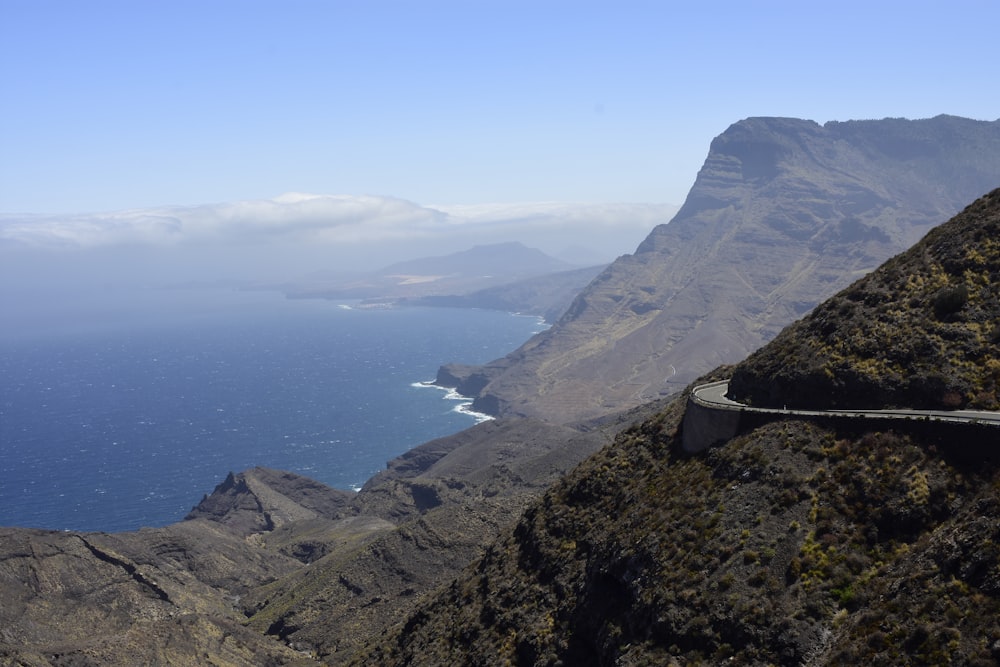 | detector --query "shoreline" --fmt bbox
[412,380,495,424]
